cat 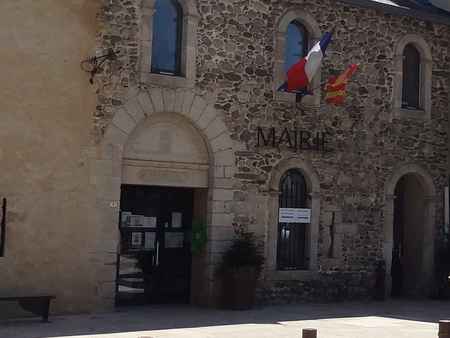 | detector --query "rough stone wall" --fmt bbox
[197,0,450,300]
[256,271,374,304]
[0,0,100,315]
[95,0,450,303]
[94,0,141,141]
